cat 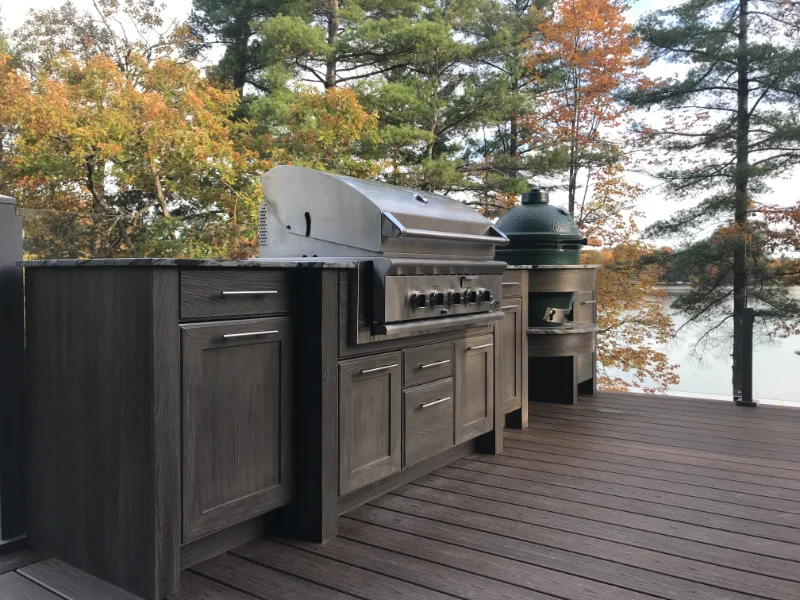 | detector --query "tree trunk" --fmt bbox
[567,146,577,216]
[325,0,339,89]
[732,0,750,397]
[510,117,518,157]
